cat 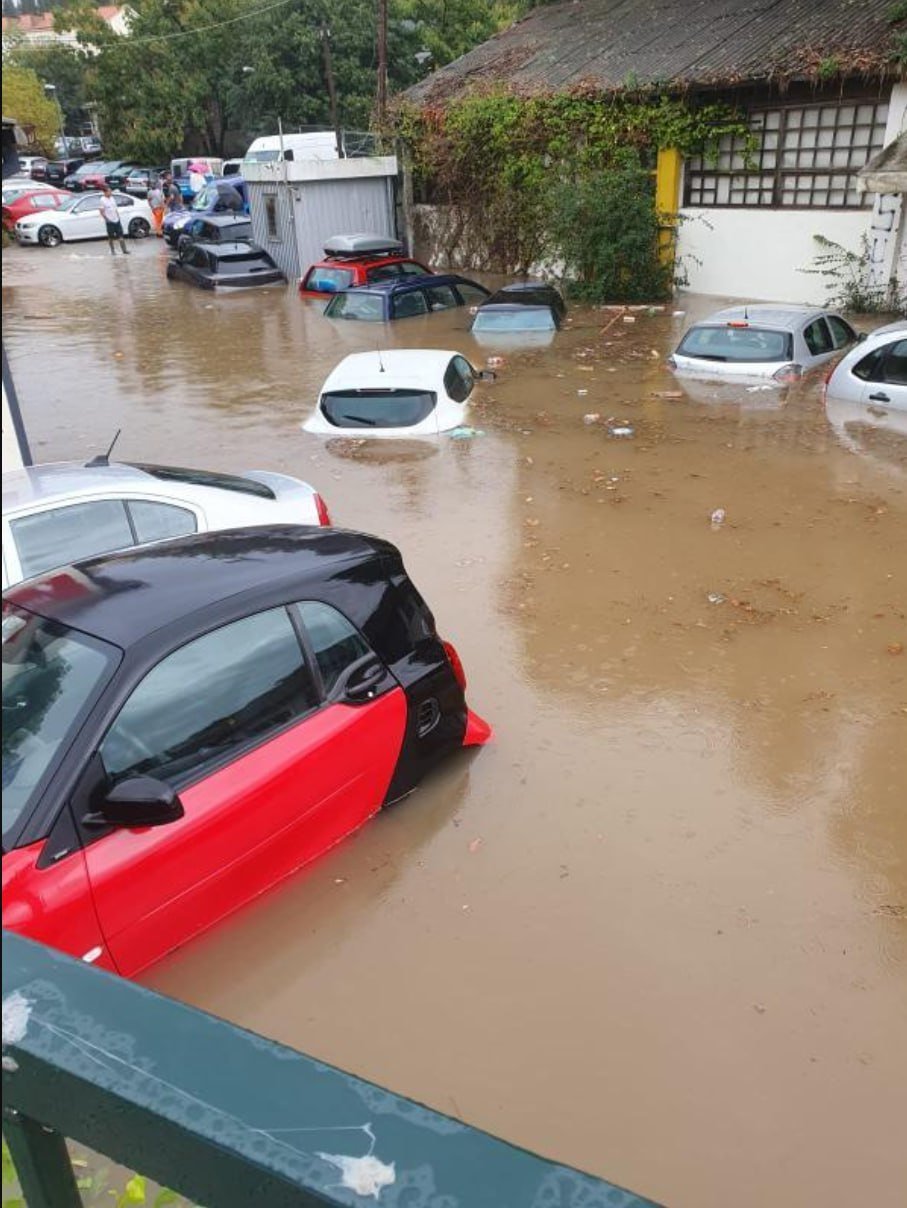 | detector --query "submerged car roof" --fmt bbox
[341,273,468,294]
[321,349,461,392]
[5,526,395,649]
[698,304,828,329]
